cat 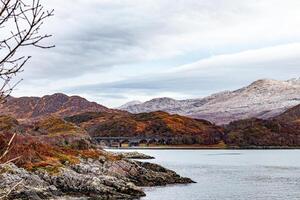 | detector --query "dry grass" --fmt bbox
[0,133,120,173]
[35,117,85,136]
